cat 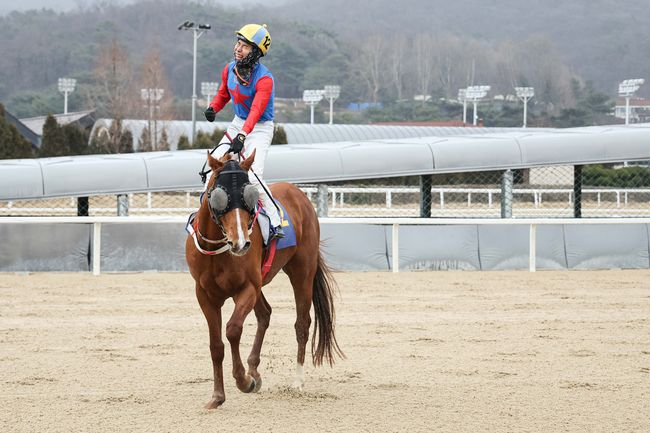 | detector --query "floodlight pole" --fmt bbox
[58,78,77,115]
[618,79,645,126]
[465,85,490,127]
[323,85,340,125]
[201,81,219,108]
[515,87,535,128]
[303,90,324,125]
[179,21,210,144]
[458,89,467,124]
